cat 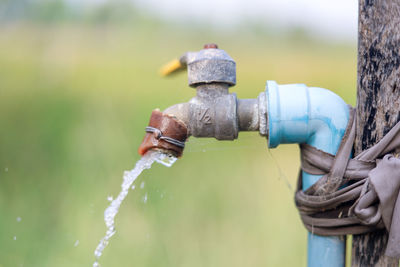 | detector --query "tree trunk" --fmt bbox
[352,0,400,266]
